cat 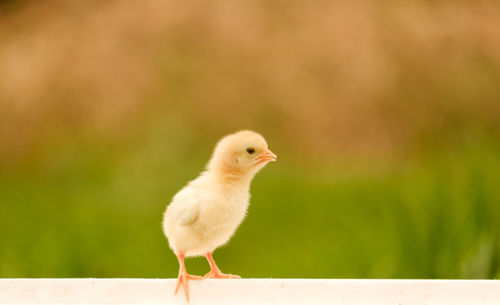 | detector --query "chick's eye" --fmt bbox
[246,148,255,154]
